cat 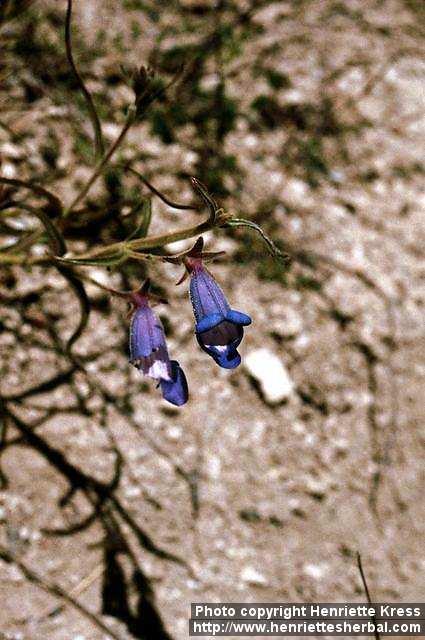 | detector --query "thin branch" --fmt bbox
[64,67,185,216]
[15,203,67,255]
[225,217,289,263]
[64,107,136,216]
[125,165,197,210]
[0,177,63,215]
[37,562,105,621]
[2,400,192,572]
[1,228,42,254]
[55,265,91,354]
[0,544,124,640]
[3,367,76,401]
[68,217,214,261]
[191,177,220,222]
[65,0,104,159]
[356,553,381,640]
